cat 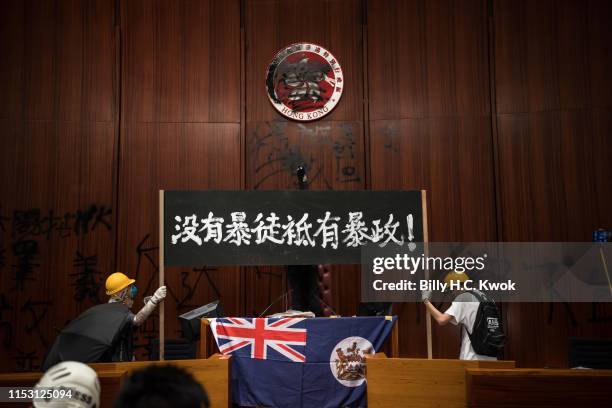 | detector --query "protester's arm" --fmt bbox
[423,299,454,325]
[133,286,166,327]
